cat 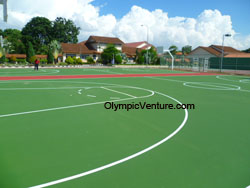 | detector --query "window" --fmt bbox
[66,54,76,58]
[80,54,89,59]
